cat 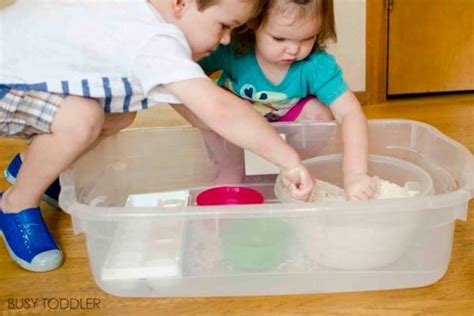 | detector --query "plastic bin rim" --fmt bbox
[59,119,473,220]
[128,119,473,160]
[274,119,473,156]
[59,183,470,221]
